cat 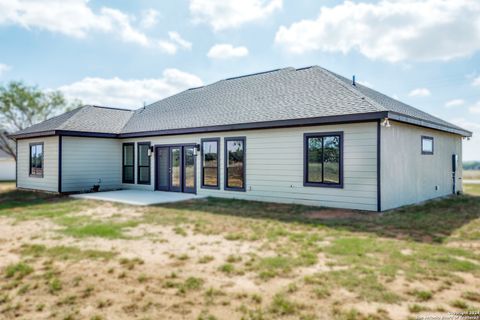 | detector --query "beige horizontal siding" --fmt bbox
[17,136,58,192]
[122,122,378,210]
[61,137,122,192]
